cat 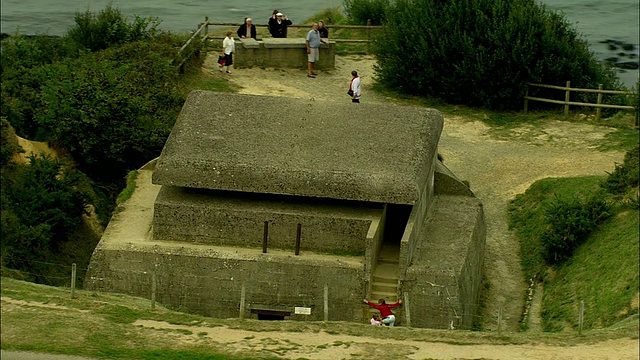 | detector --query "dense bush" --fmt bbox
[540,193,611,264]
[373,0,620,109]
[0,118,23,167]
[31,41,184,181]
[343,0,390,25]
[67,5,160,51]
[1,155,89,277]
[602,147,639,195]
